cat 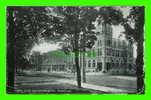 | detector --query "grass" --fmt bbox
[86,74,137,92]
